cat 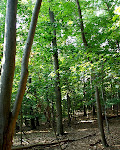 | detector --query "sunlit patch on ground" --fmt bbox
[13,115,120,150]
